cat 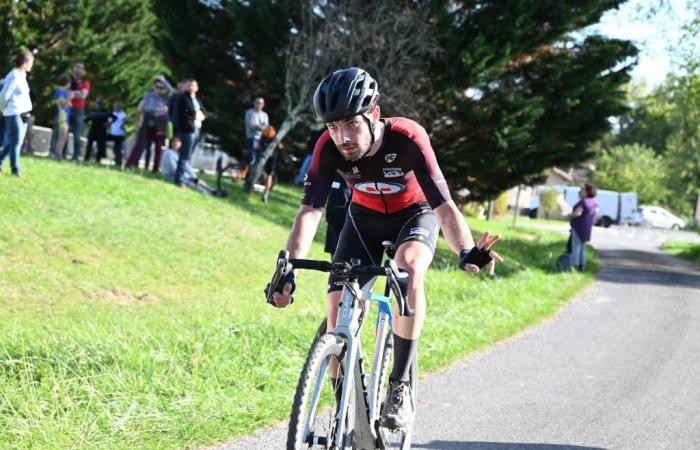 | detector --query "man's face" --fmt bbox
[73,63,85,78]
[172,139,182,151]
[326,114,373,162]
[254,98,265,111]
